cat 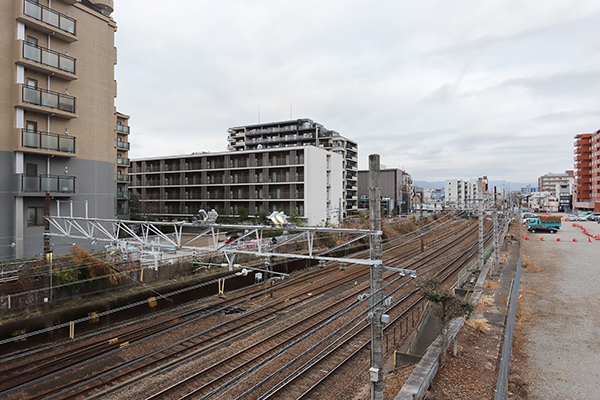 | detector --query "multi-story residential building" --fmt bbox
[129,146,344,226]
[537,171,574,195]
[574,133,595,211]
[116,112,131,219]
[444,178,483,208]
[1,0,126,259]
[591,129,600,211]
[357,168,413,215]
[557,182,573,212]
[227,119,358,216]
